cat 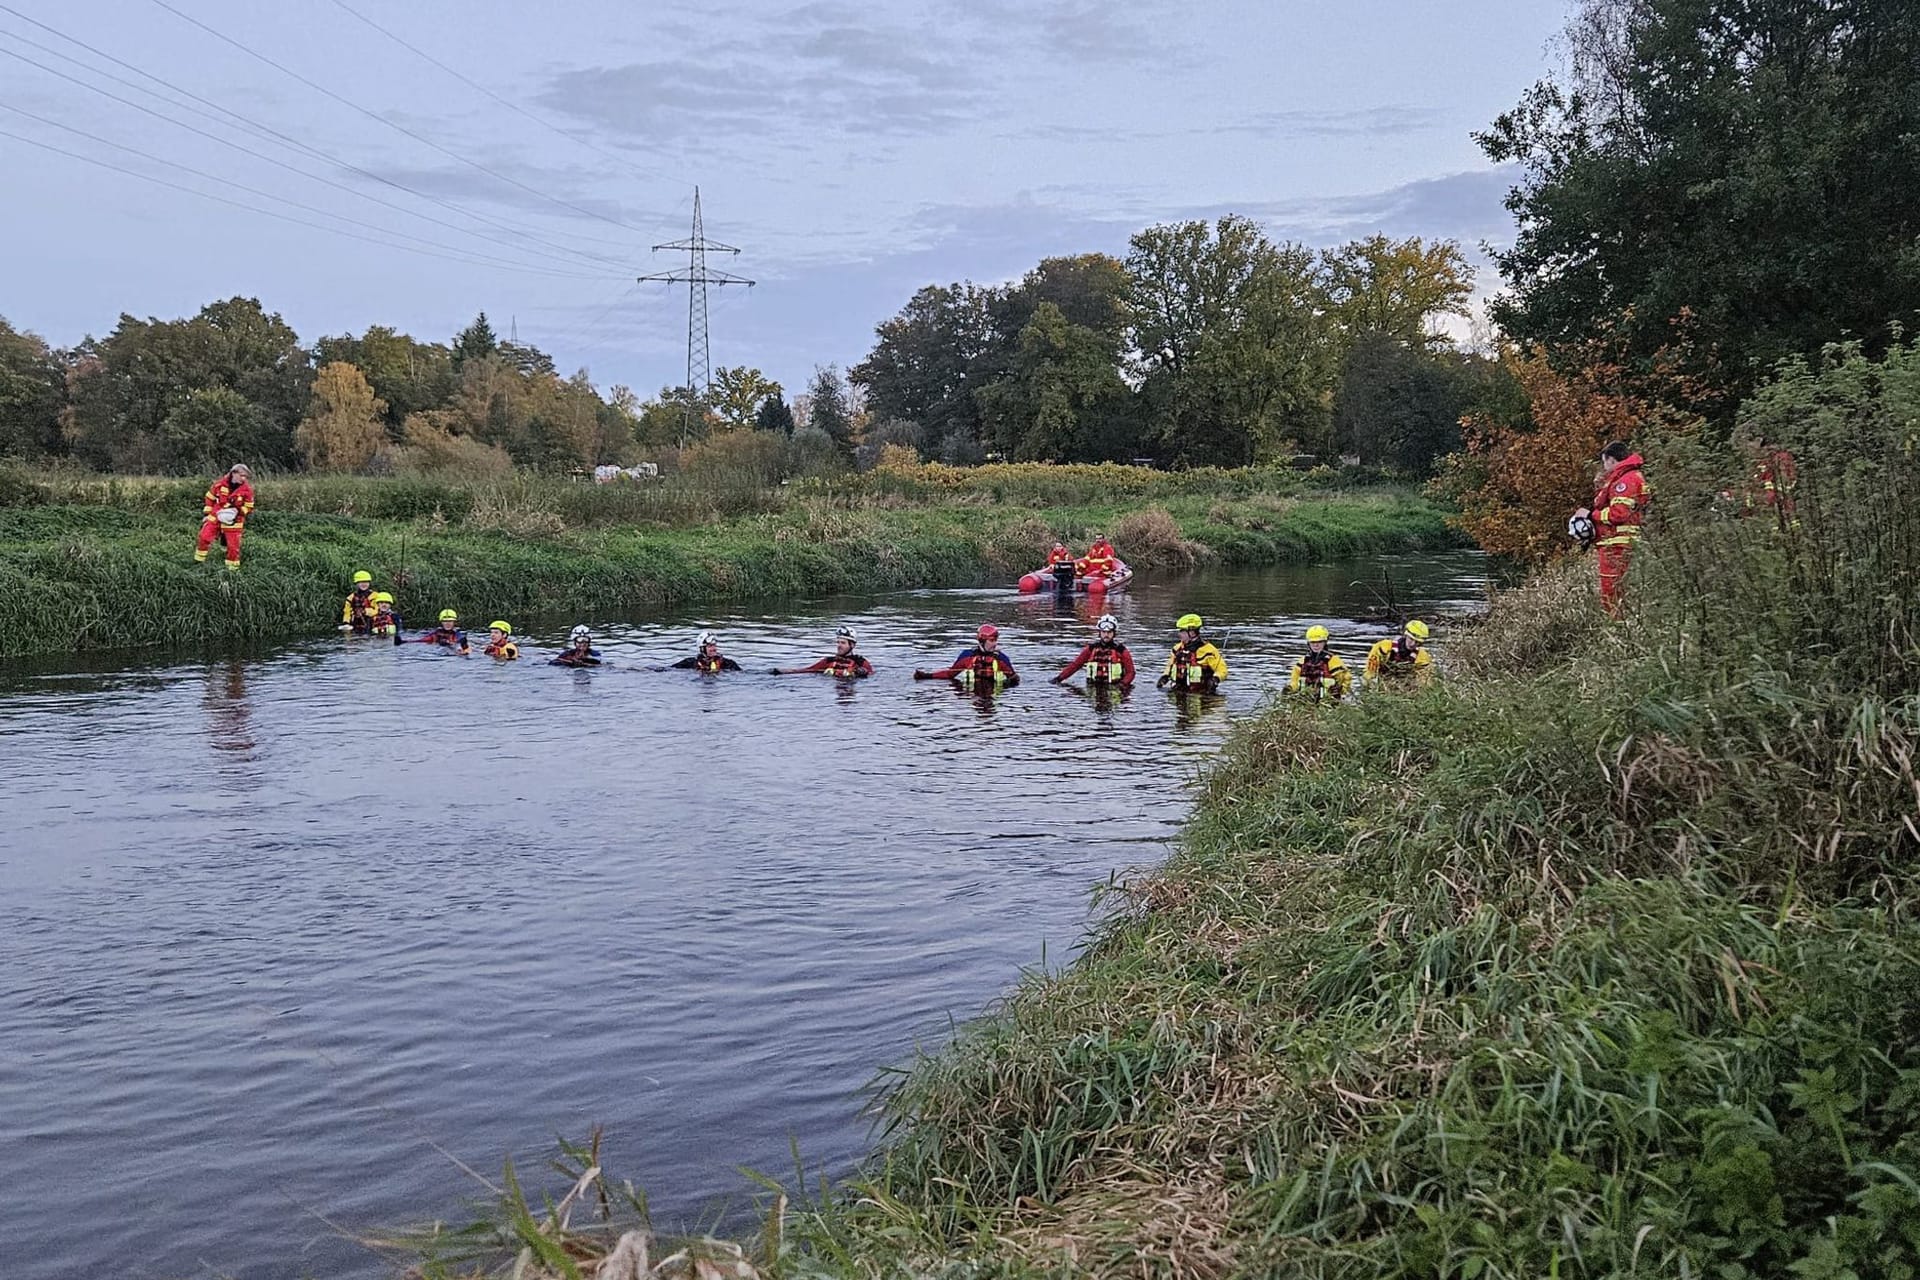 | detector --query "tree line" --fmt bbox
[850,228,1506,473]
[0,300,855,476]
